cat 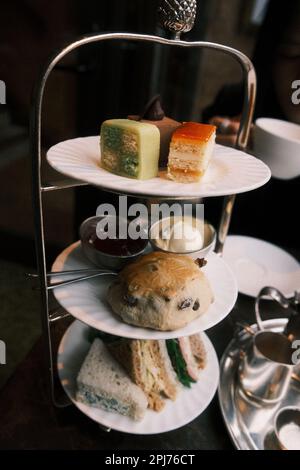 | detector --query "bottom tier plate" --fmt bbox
[57,320,219,435]
[219,318,300,450]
